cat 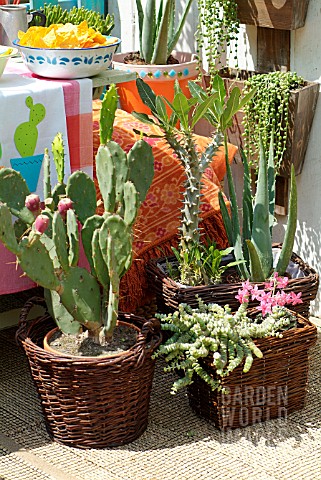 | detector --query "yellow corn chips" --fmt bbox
[18,21,118,49]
